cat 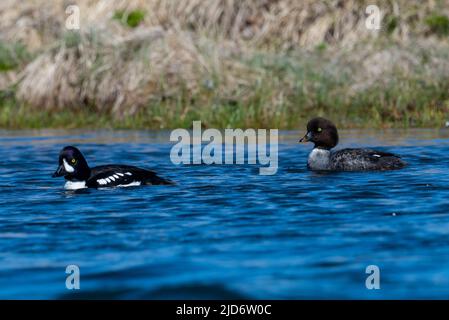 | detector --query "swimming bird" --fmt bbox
[299,117,407,171]
[52,146,173,190]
